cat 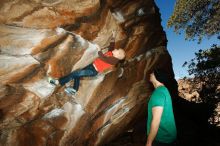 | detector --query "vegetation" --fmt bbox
[168,0,220,42]
[183,44,220,126]
[168,0,220,127]
[183,44,220,100]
